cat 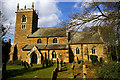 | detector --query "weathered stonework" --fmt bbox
[70,43,106,62]
[9,3,107,64]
